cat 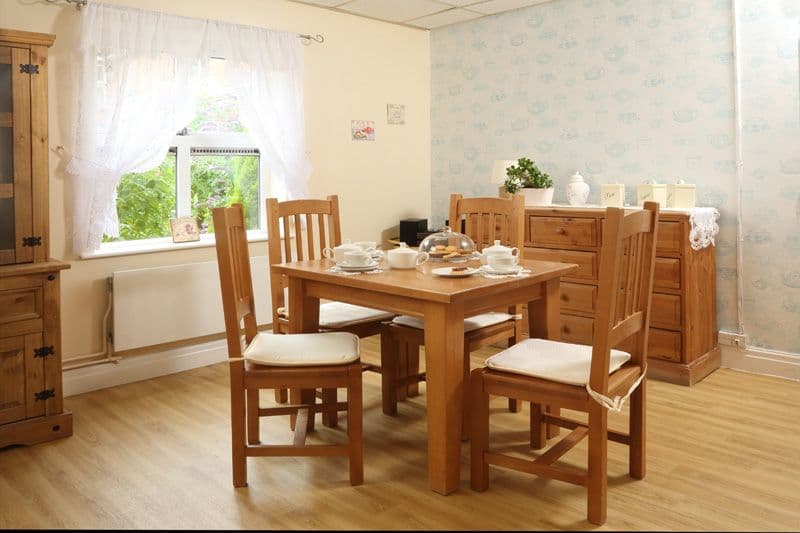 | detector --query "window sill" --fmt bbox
[80,230,269,260]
